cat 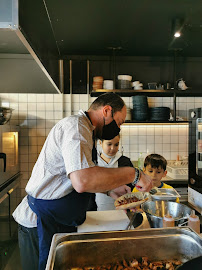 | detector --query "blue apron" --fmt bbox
[28,190,92,270]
